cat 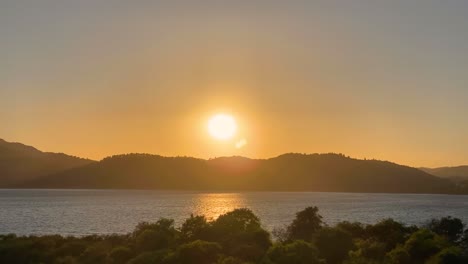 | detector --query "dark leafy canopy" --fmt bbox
[286,206,324,241]
[315,227,354,264]
[1,207,468,264]
[180,214,211,242]
[263,240,324,264]
[427,216,465,243]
